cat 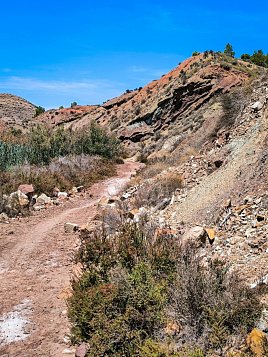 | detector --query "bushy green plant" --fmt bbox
[69,221,264,356]
[224,43,235,58]
[0,123,120,171]
[68,223,180,354]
